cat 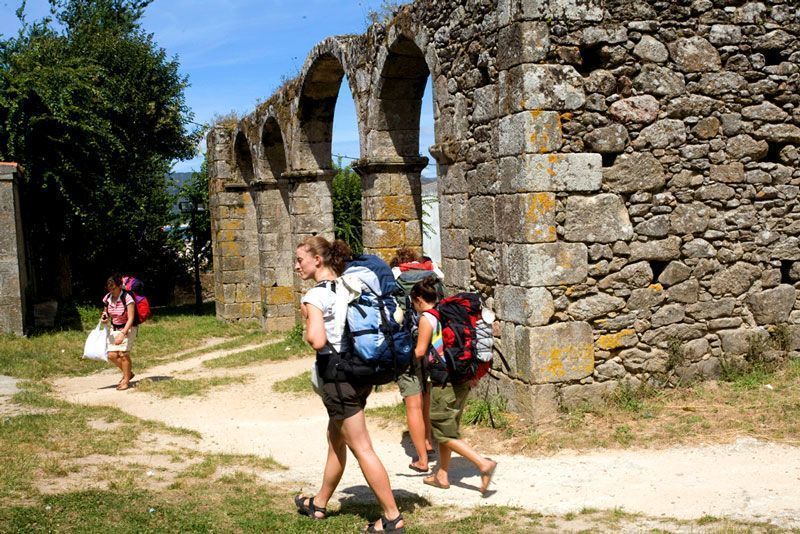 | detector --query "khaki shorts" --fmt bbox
[430,382,471,443]
[397,363,428,398]
[107,326,137,353]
